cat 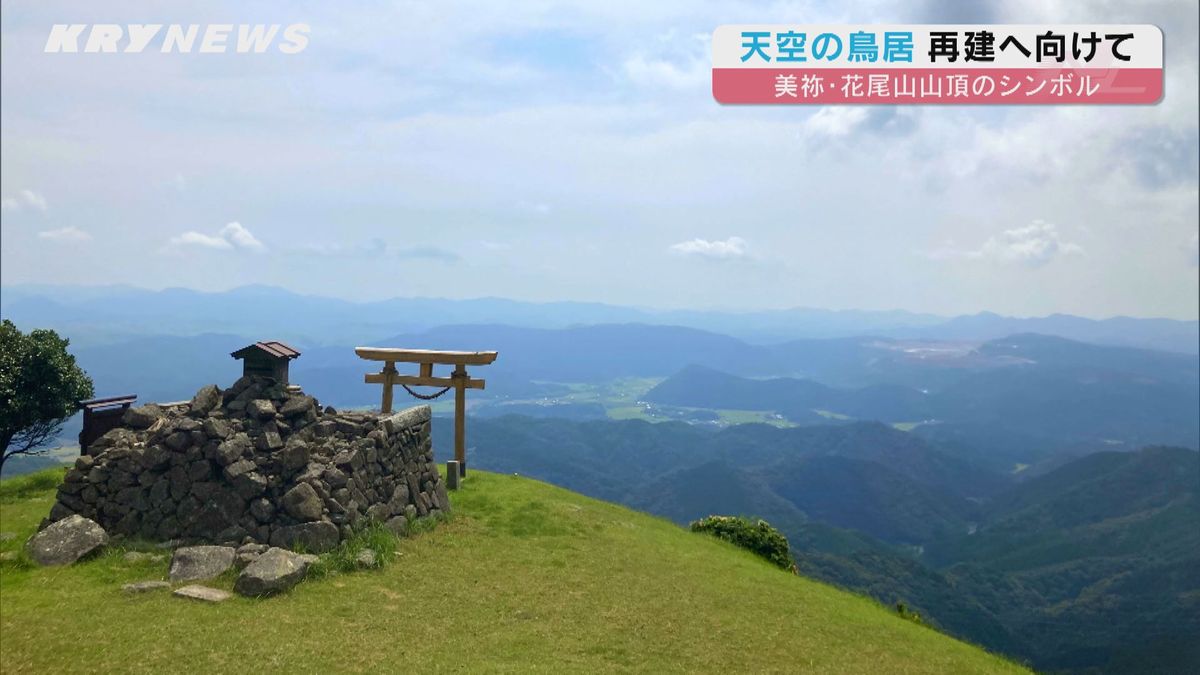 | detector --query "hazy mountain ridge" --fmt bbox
[4,283,1196,353]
